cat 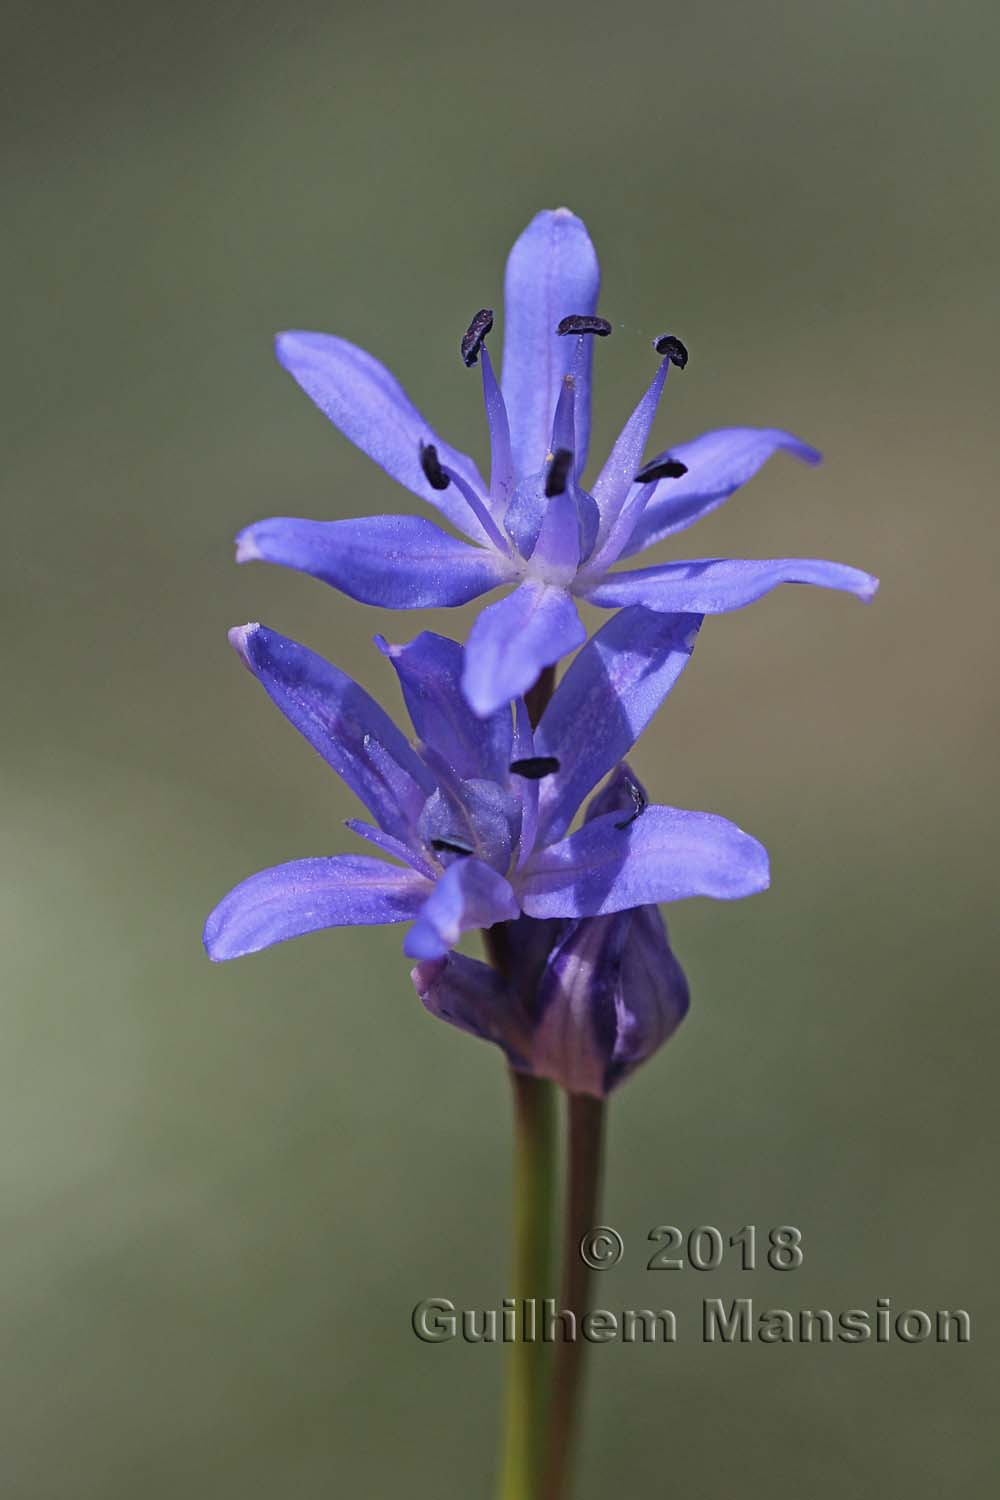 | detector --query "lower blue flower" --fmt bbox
[203,610,769,966]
